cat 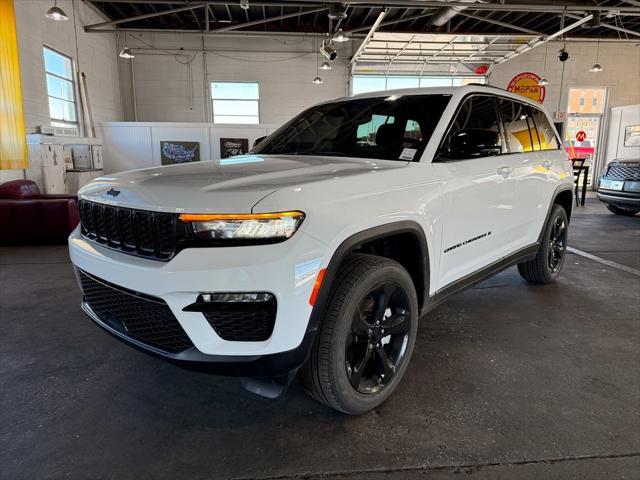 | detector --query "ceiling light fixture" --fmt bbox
[320,61,332,70]
[538,44,549,86]
[327,4,347,20]
[313,39,323,85]
[320,40,337,61]
[119,46,134,59]
[119,32,135,59]
[45,0,69,21]
[333,28,349,43]
[589,40,604,72]
[240,0,250,10]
